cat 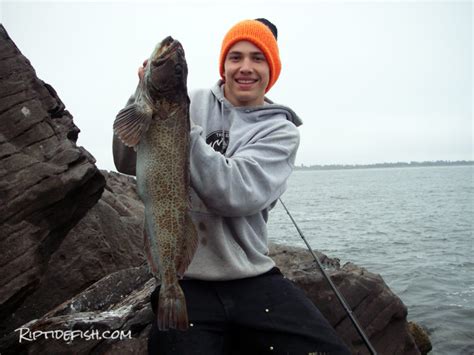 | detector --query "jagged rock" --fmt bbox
[270,244,421,354]
[0,25,106,337]
[2,244,423,355]
[3,171,146,340]
[0,266,154,355]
